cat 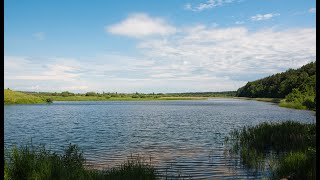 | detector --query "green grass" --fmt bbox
[274,150,316,180]
[4,89,47,105]
[234,97,315,111]
[39,95,207,101]
[225,121,316,179]
[279,100,307,110]
[233,97,283,103]
[4,144,158,180]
